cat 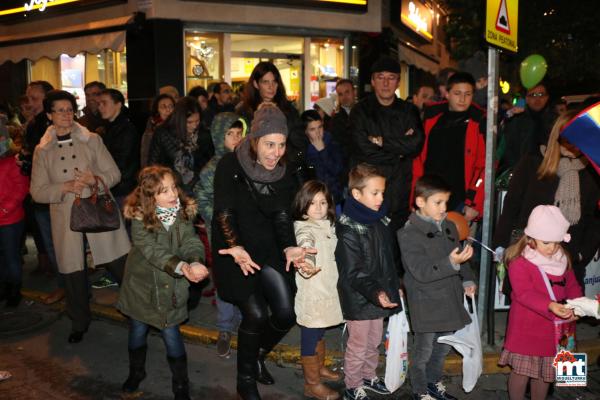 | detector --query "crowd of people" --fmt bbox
[0,55,599,400]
